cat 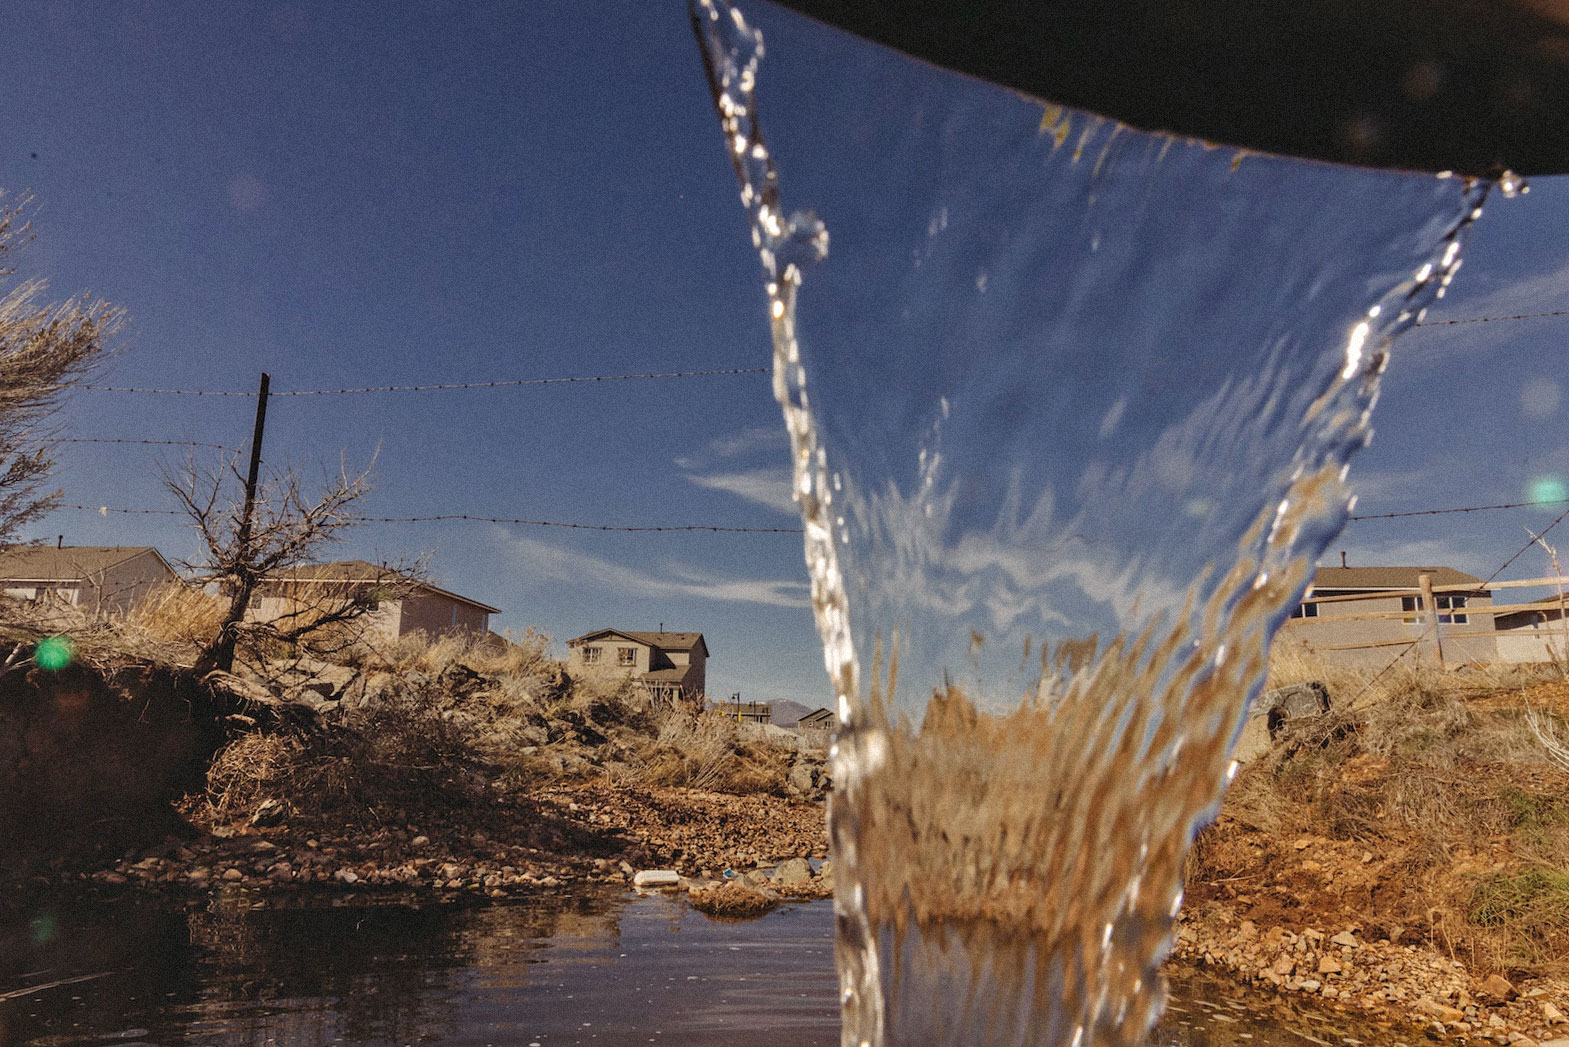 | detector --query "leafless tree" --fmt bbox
[167,454,422,674]
[0,195,123,542]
